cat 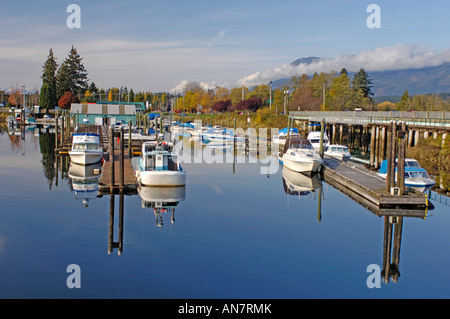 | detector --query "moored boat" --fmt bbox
[279,137,323,174]
[377,158,436,193]
[307,131,329,152]
[69,133,104,165]
[272,127,301,146]
[324,144,351,161]
[135,141,186,187]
